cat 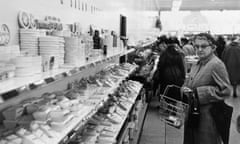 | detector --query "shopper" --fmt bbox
[181,37,196,56]
[222,41,240,98]
[155,35,168,55]
[215,35,226,59]
[154,43,186,101]
[184,33,232,144]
